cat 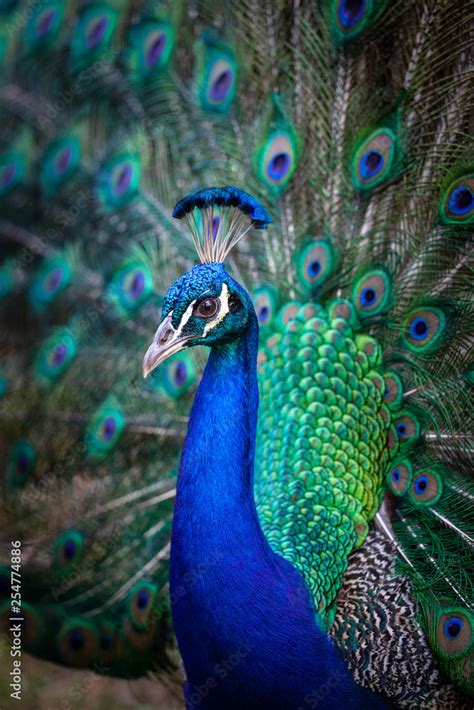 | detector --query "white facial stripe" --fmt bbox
[174,299,197,338]
[203,283,230,335]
